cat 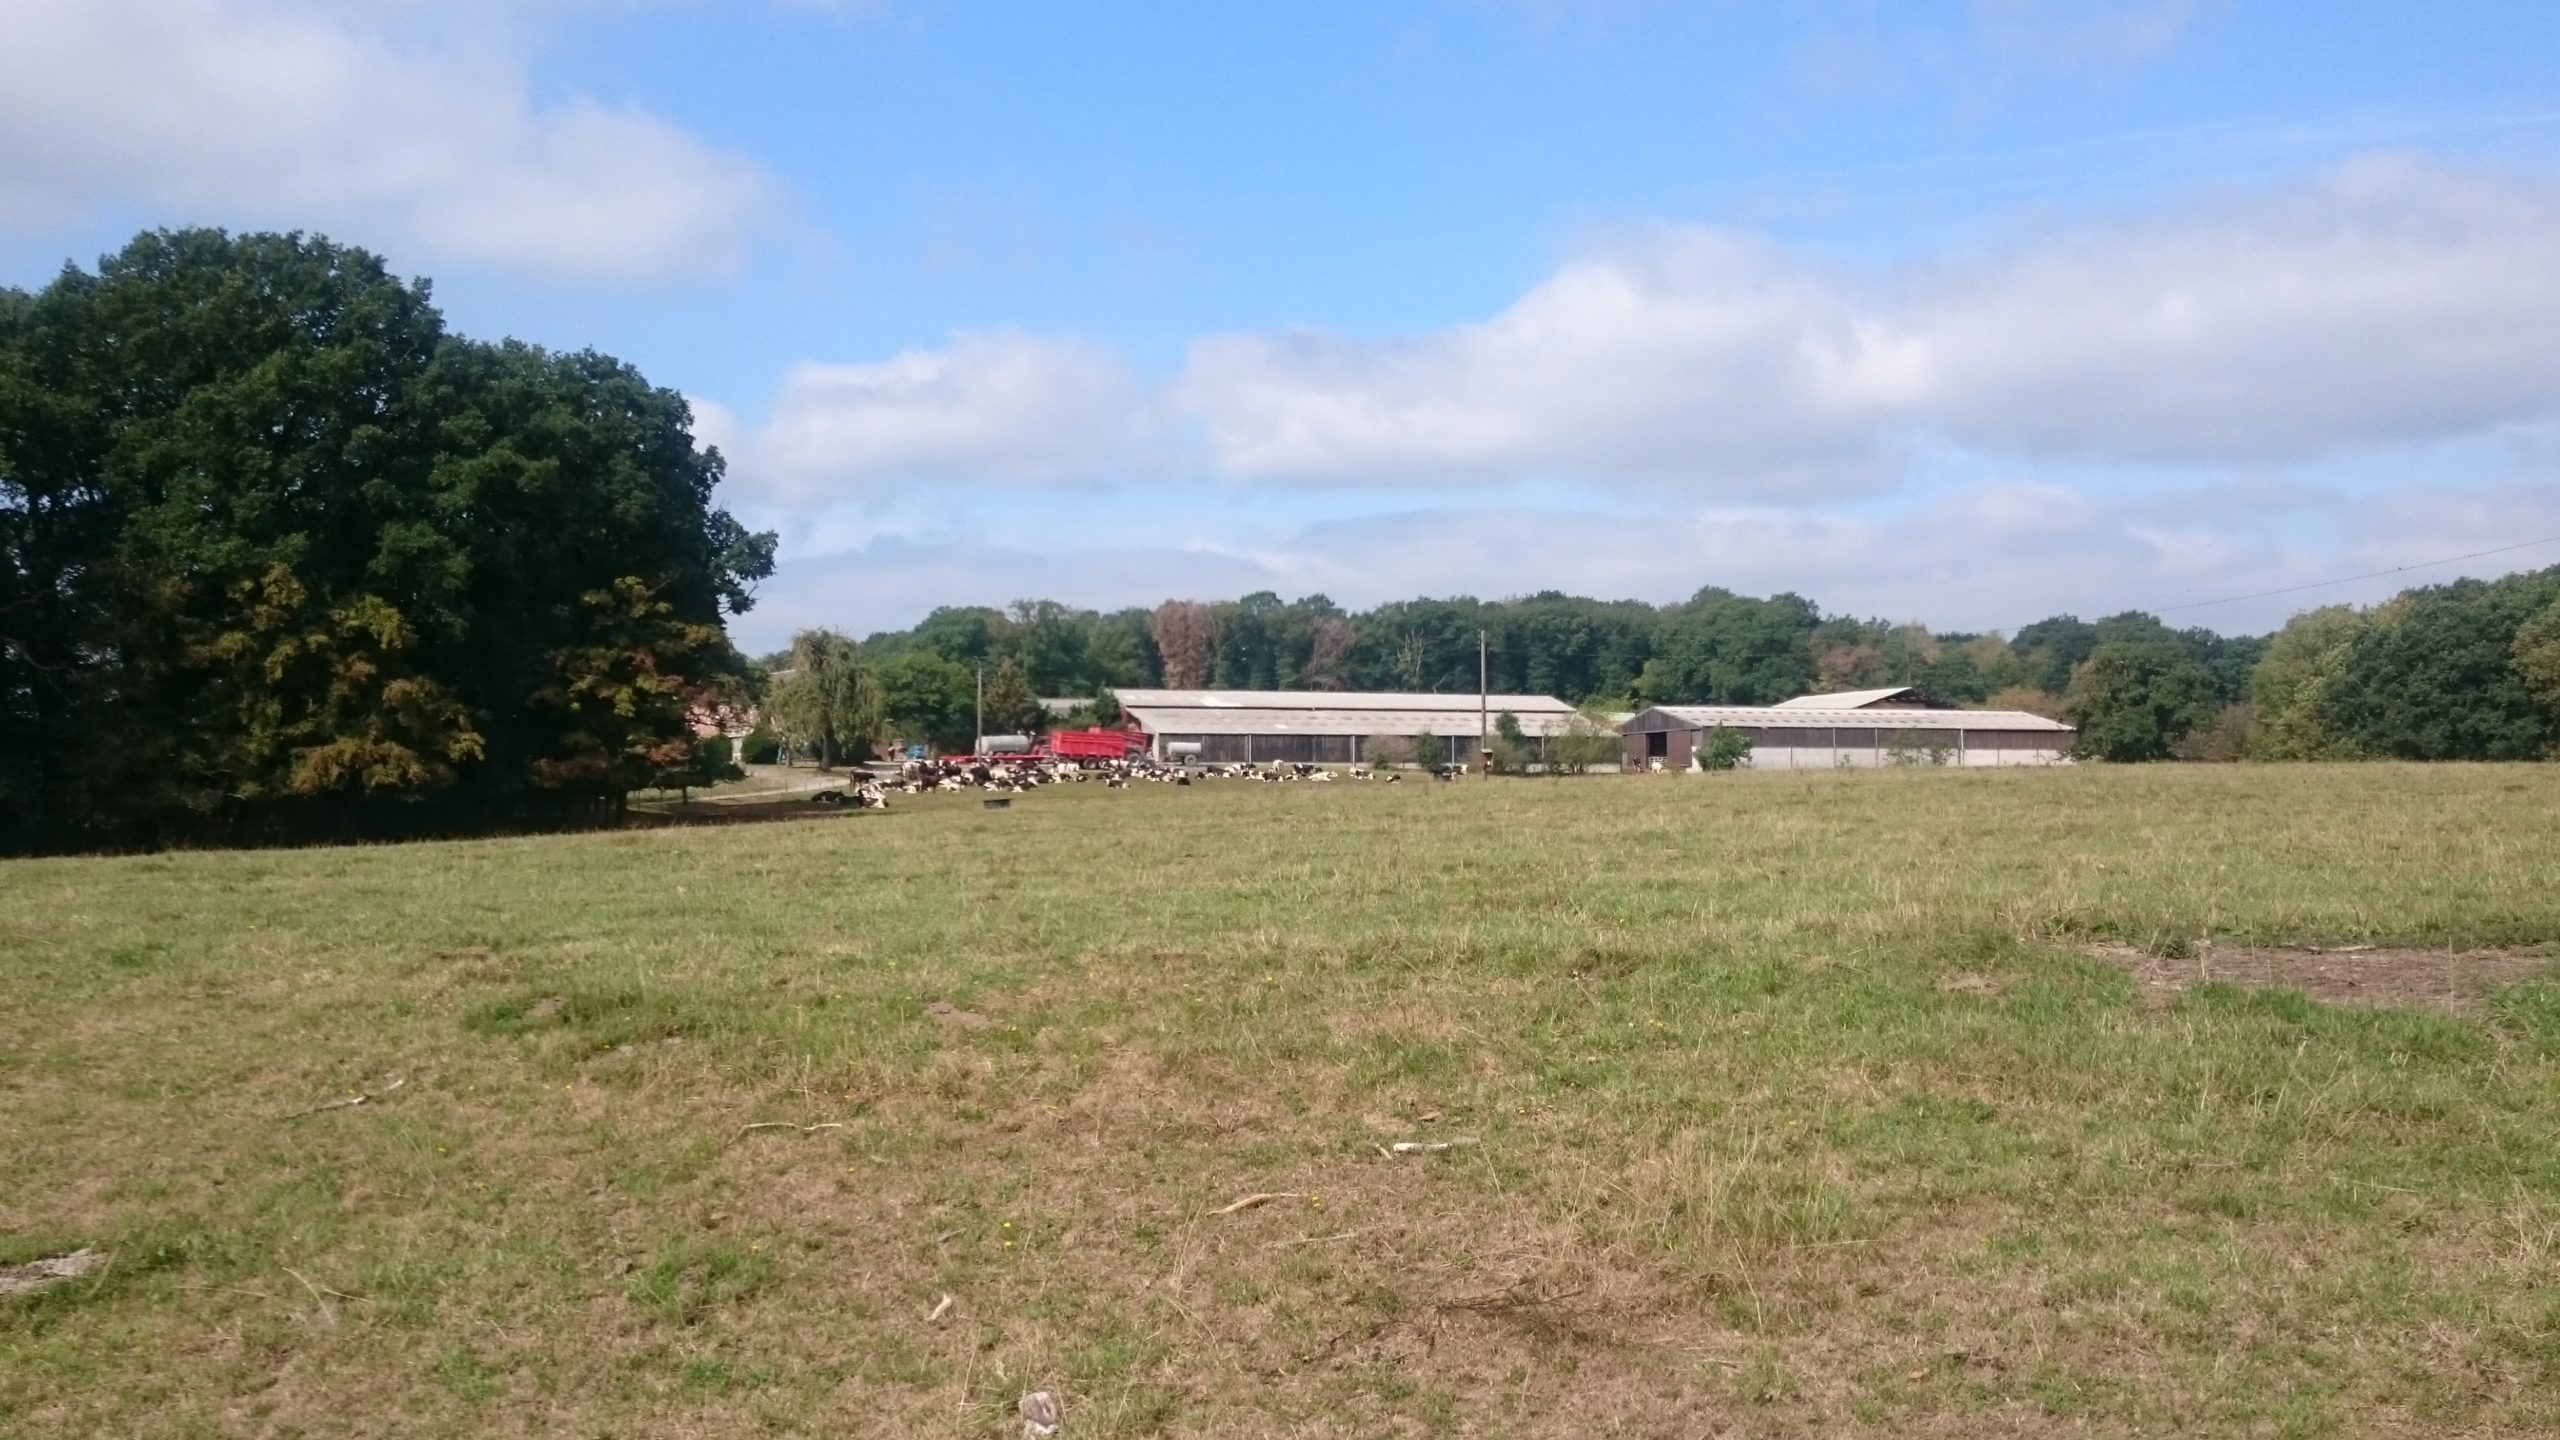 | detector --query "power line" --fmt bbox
[2154,532,2560,615]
